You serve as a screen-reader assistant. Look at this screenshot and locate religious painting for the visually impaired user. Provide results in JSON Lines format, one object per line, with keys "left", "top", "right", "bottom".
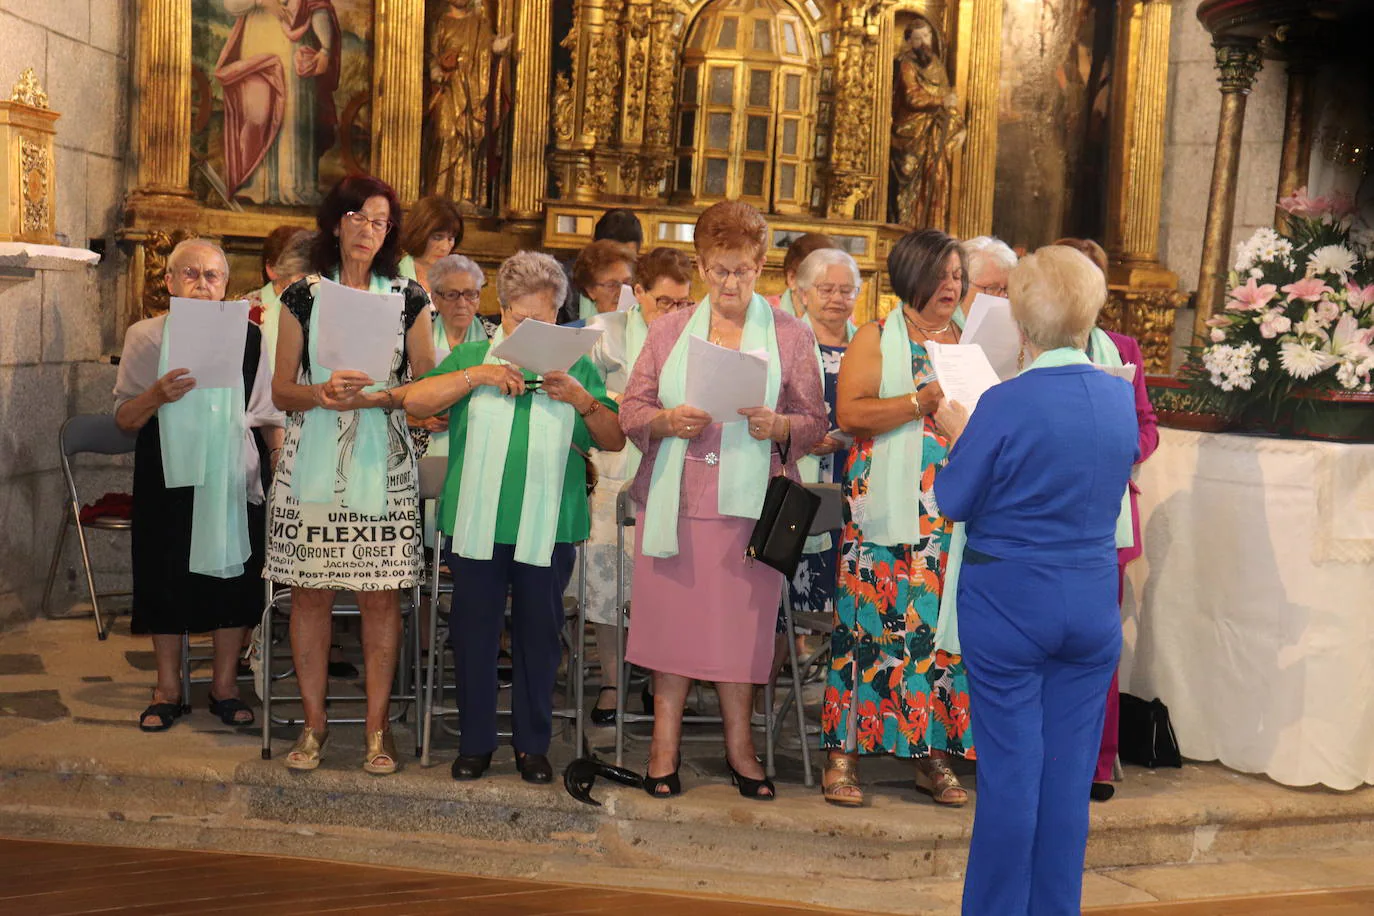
{"left": 189, "top": 0, "right": 375, "bottom": 211}
{"left": 887, "top": 12, "right": 965, "bottom": 230}
{"left": 422, "top": 0, "right": 514, "bottom": 215}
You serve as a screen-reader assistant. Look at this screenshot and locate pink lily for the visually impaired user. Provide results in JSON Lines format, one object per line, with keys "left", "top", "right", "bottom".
{"left": 1347, "top": 282, "right": 1374, "bottom": 309}
{"left": 1278, "top": 187, "right": 1321, "bottom": 219}
{"left": 1282, "top": 277, "right": 1334, "bottom": 303}
{"left": 1226, "top": 276, "right": 1278, "bottom": 311}
{"left": 1205, "top": 314, "right": 1232, "bottom": 328}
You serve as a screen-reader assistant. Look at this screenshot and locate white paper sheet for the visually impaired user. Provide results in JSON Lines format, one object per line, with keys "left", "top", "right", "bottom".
{"left": 684, "top": 335, "right": 768, "bottom": 424}
{"left": 164, "top": 297, "right": 250, "bottom": 389}
{"left": 315, "top": 277, "right": 405, "bottom": 382}
{"left": 1095, "top": 362, "right": 1138, "bottom": 383}
{"left": 925, "top": 341, "right": 1002, "bottom": 413}
{"left": 616, "top": 283, "right": 638, "bottom": 312}
{"left": 490, "top": 319, "right": 604, "bottom": 375}
{"left": 960, "top": 293, "right": 1020, "bottom": 380}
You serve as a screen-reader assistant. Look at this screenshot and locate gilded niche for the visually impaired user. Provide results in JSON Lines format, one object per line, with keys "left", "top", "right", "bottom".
{"left": 889, "top": 13, "right": 964, "bottom": 229}
{"left": 20, "top": 136, "right": 49, "bottom": 236}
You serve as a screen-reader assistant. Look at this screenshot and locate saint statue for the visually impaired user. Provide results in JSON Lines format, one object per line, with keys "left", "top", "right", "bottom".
{"left": 215, "top": 0, "right": 342, "bottom": 206}
{"left": 424, "top": 0, "right": 513, "bottom": 208}
{"left": 889, "top": 18, "right": 965, "bottom": 229}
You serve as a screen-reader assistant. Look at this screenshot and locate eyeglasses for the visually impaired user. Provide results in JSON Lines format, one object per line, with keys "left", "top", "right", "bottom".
{"left": 705, "top": 265, "right": 759, "bottom": 285}
{"left": 654, "top": 296, "right": 695, "bottom": 311}
{"left": 590, "top": 279, "right": 632, "bottom": 293}
{"left": 971, "top": 281, "right": 1007, "bottom": 297}
{"left": 178, "top": 266, "right": 226, "bottom": 285}
{"left": 343, "top": 210, "right": 394, "bottom": 234}
{"left": 813, "top": 284, "right": 858, "bottom": 301}
{"left": 433, "top": 288, "right": 481, "bottom": 303}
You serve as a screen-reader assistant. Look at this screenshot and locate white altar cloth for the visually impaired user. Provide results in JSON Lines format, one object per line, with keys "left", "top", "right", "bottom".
{"left": 1121, "top": 428, "right": 1374, "bottom": 790}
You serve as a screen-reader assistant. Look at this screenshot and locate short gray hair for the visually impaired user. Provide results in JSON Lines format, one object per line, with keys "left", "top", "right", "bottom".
{"left": 795, "top": 248, "right": 861, "bottom": 293}
{"left": 1009, "top": 245, "right": 1106, "bottom": 351}
{"left": 429, "top": 254, "right": 485, "bottom": 292}
{"left": 166, "top": 238, "right": 228, "bottom": 275}
{"left": 274, "top": 231, "right": 314, "bottom": 284}
{"left": 962, "top": 235, "right": 1017, "bottom": 277}
{"left": 496, "top": 250, "right": 567, "bottom": 308}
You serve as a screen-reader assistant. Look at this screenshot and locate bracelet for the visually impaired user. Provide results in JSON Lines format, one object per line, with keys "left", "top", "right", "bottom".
{"left": 578, "top": 399, "right": 601, "bottom": 418}
{"left": 463, "top": 368, "right": 474, "bottom": 390}
{"left": 910, "top": 393, "right": 922, "bottom": 419}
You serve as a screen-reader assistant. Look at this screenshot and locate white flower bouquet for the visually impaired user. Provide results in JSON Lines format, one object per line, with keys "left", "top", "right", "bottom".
{"left": 1189, "top": 188, "right": 1374, "bottom": 431}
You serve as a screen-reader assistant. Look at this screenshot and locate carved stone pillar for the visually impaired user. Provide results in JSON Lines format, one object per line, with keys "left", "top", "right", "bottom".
{"left": 1275, "top": 50, "right": 1317, "bottom": 225}
{"left": 951, "top": 0, "right": 1003, "bottom": 239}
{"left": 508, "top": 0, "right": 555, "bottom": 219}
{"left": 131, "top": 0, "right": 192, "bottom": 201}
{"left": 1194, "top": 37, "right": 1263, "bottom": 340}
{"left": 369, "top": 0, "right": 424, "bottom": 204}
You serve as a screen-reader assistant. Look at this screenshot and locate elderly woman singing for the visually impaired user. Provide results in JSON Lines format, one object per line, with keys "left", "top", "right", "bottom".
{"left": 620, "top": 200, "right": 827, "bottom": 801}
{"left": 405, "top": 251, "right": 625, "bottom": 785}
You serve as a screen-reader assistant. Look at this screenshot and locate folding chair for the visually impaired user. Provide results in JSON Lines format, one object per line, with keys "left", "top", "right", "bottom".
{"left": 764, "top": 482, "right": 844, "bottom": 788}
{"left": 419, "top": 457, "right": 589, "bottom": 766}
{"left": 41, "top": 414, "right": 137, "bottom": 640}
{"left": 258, "top": 497, "right": 425, "bottom": 760}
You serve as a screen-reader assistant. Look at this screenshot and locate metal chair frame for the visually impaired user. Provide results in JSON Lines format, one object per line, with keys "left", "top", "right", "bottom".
{"left": 40, "top": 415, "right": 137, "bottom": 640}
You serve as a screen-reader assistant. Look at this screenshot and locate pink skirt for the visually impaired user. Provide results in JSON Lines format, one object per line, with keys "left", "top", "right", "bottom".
{"left": 626, "top": 513, "right": 782, "bottom": 684}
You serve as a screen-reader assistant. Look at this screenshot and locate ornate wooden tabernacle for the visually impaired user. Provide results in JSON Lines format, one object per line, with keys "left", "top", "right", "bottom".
{"left": 0, "top": 69, "right": 60, "bottom": 246}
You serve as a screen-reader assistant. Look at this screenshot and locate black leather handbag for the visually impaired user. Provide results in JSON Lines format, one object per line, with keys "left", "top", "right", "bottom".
{"left": 1118, "top": 693, "right": 1183, "bottom": 769}
{"left": 745, "top": 441, "right": 820, "bottom": 578}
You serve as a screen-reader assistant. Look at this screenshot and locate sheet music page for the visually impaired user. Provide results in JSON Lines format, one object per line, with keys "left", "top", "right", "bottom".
{"left": 164, "top": 297, "right": 250, "bottom": 389}
{"left": 1094, "top": 363, "right": 1138, "bottom": 383}
{"left": 925, "top": 341, "right": 1003, "bottom": 413}
{"left": 684, "top": 335, "right": 769, "bottom": 423}
{"left": 315, "top": 277, "right": 405, "bottom": 382}
{"left": 960, "top": 293, "right": 1020, "bottom": 381}
{"left": 490, "top": 319, "right": 604, "bottom": 375}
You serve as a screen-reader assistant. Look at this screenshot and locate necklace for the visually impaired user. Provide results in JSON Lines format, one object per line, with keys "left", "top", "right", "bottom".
{"left": 903, "top": 308, "right": 951, "bottom": 337}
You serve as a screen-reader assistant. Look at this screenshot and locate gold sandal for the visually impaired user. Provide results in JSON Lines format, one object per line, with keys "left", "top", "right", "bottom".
{"left": 363, "top": 728, "right": 399, "bottom": 775}
{"left": 915, "top": 756, "right": 968, "bottom": 807}
{"left": 822, "top": 754, "right": 865, "bottom": 808}
{"left": 284, "top": 727, "right": 327, "bottom": 771}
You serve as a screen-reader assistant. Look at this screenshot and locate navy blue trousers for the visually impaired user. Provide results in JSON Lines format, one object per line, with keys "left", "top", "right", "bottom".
{"left": 444, "top": 542, "right": 576, "bottom": 757}
{"left": 959, "top": 551, "right": 1121, "bottom": 916}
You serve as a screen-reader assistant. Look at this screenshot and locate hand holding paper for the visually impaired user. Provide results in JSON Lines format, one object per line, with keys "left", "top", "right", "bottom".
{"left": 490, "top": 319, "right": 603, "bottom": 375}
{"left": 165, "top": 297, "right": 250, "bottom": 389}
{"left": 684, "top": 335, "right": 768, "bottom": 423}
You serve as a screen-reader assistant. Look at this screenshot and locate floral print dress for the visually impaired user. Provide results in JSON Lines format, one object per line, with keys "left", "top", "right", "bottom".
{"left": 821, "top": 342, "right": 975, "bottom": 759}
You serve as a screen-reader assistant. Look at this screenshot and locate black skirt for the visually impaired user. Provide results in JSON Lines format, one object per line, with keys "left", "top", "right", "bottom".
{"left": 129, "top": 327, "right": 270, "bottom": 636}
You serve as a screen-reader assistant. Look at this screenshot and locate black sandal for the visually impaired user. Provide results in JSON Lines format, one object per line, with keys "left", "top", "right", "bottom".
{"left": 726, "top": 758, "right": 776, "bottom": 801}
{"left": 208, "top": 695, "right": 255, "bottom": 728}
{"left": 138, "top": 702, "right": 183, "bottom": 733}
{"left": 643, "top": 754, "right": 682, "bottom": 798}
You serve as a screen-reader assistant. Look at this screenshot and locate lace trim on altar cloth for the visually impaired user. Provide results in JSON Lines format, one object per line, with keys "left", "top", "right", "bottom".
{"left": 1314, "top": 448, "right": 1374, "bottom": 564}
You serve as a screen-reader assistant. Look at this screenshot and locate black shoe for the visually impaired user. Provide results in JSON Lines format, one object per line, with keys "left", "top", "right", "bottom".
{"left": 590, "top": 686, "right": 617, "bottom": 726}
{"left": 643, "top": 755, "right": 682, "bottom": 798}
{"left": 451, "top": 752, "right": 492, "bottom": 781}
{"left": 726, "top": 758, "right": 776, "bottom": 801}
{"left": 1090, "top": 782, "right": 1116, "bottom": 802}
{"left": 327, "top": 649, "right": 358, "bottom": 679}
{"left": 516, "top": 752, "right": 553, "bottom": 784}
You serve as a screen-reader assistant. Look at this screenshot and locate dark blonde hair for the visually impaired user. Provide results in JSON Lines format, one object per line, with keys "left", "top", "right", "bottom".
{"left": 782, "top": 232, "right": 836, "bottom": 280}
{"left": 637, "top": 247, "right": 693, "bottom": 291}
{"left": 399, "top": 196, "right": 464, "bottom": 259}
{"left": 572, "top": 240, "right": 637, "bottom": 295}
{"left": 1052, "top": 237, "right": 1108, "bottom": 276}
{"left": 693, "top": 200, "right": 769, "bottom": 265}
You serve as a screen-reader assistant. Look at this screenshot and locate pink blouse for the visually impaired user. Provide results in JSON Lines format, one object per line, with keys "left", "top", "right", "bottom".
{"left": 619, "top": 305, "right": 828, "bottom": 518}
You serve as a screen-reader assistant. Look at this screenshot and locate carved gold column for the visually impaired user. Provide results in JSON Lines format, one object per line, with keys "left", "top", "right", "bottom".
{"left": 508, "top": 0, "right": 555, "bottom": 219}
{"left": 1194, "top": 37, "right": 1263, "bottom": 341}
{"left": 951, "top": 0, "right": 1003, "bottom": 239}
{"left": 637, "top": 3, "right": 679, "bottom": 201}
{"left": 825, "top": 6, "right": 878, "bottom": 220}
{"left": 1275, "top": 50, "right": 1316, "bottom": 225}
{"left": 616, "top": 0, "right": 654, "bottom": 195}
{"left": 131, "top": 0, "right": 192, "bottom": 200}
{"left": 551, "top": 0, "right": 624, "bottom": 202}
{"left": 370, "top": 0, "right": 424, "bottom": 204}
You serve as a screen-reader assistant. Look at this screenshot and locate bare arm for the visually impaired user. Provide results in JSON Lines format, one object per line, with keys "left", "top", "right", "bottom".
{"left": 835, "top": 323, "right": 940, "bottom": 439}
{"left": 404, "top": 363, "right": 525, "bottom": 418}
{"left": 115, "top": 370, "right": 194, "bottom": 433}
{"left": 271, "top": 308, "right": 322, "bottom": 412}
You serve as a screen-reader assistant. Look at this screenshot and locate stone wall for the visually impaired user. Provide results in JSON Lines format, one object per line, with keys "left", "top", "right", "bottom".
{"left": 0, "top": 1, "right": 133, "bottom": 625}
{"left": 1159, "top": 0, "right": 1287, "bottom": 292}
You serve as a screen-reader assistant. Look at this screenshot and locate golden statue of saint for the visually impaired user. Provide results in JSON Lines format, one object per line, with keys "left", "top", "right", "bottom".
{"left": 889, "top": 18, "right": 965, "bottom": 229}
{"left": 424, "top": 0, "right": 512, "bottom": 207}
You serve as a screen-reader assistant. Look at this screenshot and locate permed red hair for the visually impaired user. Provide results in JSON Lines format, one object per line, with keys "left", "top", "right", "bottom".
{"left": 693, "top": 200, "right": 768, "bottom": 265}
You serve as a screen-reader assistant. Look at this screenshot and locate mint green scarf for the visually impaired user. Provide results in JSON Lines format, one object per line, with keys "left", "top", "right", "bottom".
{"left": 1089, "top": 327, "right": 1135, "bottom": 550}
{"left": 864, "top": 307, "right": 926, "bottom": 546}
{"left": 427, "top": 313, "right": 488, "bottom": 461}
{"left": 258, "top": 282, "right": 282, "bottom": 371}
{"left": 779, "top": 288, "right": 800, "bottom": 316}
{"left": 641, "top": 293, "right": 781, "bottom": 559}
{"left": 621, "top": 305, "right": 650, "bottom": 479}
{"left": 797, "top": 313, "right": 856, "bottom": 554}
{"left": 292, "top": 272, "right": 401, "bottom": 518}
{"left": 157, "top": 317, "right": 251, "bottom": 578}
{"left": 451, "top": 327, "right": 577, "bottom": 567}
{"left": 952, "top": 305, "right": 967, "bottom": 330}
{"left": 579, "top": 293, "right": 597, "bottom": 322}
{"left": 397, "top": 254, "right": 416, "bottom": 282}
{"left": 936, "top": 345, "right": 1127, "bottom": 655}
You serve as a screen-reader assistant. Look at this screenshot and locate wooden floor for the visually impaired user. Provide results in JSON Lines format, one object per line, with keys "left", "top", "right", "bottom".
{"left": 2, "top": 838, "right": 1371, "bottom": 915}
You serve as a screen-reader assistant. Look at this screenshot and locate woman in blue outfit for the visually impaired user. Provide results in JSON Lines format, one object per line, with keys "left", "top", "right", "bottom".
{"left": 932, "top": 245, "right": 1138, "bottom": 916}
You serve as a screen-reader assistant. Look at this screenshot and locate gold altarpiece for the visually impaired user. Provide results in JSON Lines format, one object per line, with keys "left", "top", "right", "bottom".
{"left": 119, "top": 0, "right": 1184, "bottom": 370}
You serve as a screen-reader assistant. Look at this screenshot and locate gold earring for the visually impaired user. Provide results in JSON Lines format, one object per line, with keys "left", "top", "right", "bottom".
{"left": 1017, "top": 344, "right": 1025, "bottom": 372}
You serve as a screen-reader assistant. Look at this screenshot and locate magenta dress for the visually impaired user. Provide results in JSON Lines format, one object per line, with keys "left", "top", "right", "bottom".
{"left": 620, "top": 306, "right": 828, "bottom": 683}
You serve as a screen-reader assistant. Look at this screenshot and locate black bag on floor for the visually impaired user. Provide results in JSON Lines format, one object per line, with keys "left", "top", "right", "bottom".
{"left": 1118, "top": 693, "right": 1183, "bottom": 768}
